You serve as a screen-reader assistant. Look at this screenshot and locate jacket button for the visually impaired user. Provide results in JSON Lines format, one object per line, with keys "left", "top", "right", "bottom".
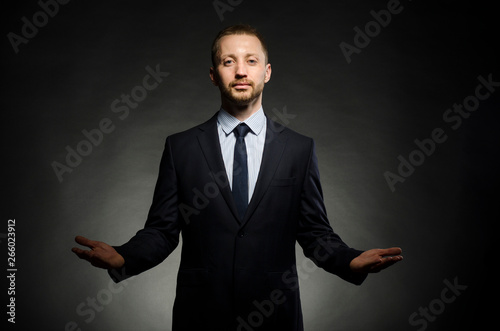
{"left": 238, "top": 231, "right": 245, "bottom": 238}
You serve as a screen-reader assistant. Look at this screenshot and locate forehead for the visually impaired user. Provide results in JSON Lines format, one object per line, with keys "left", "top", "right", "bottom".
{"left": 218, "top": 34, "right": 265, "bottom": 57}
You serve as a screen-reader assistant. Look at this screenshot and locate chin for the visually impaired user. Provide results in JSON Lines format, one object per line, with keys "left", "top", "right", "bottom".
{"left": 228, "top": 91, "right": 254, "bottom": 104}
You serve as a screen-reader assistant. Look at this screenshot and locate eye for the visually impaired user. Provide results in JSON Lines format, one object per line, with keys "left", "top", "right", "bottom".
{"left": 223, "top": 59, "right": 234, "bottom": 66}
{"left": 248, "top": 59, "right": 258, "bottom": 64}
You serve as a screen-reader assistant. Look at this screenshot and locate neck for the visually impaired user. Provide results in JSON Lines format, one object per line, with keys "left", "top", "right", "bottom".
{"left": 221, "top": 96, "right": 262, "bottom": 121}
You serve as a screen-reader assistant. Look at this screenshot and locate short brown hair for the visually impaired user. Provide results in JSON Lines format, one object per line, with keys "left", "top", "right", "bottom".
{"left": 211, "top": 24, "right": 268, "bottom": 67}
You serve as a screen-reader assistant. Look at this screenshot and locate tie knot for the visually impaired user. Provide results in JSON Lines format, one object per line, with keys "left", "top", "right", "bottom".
{"left": 234, "top": 123, "right": 251, "bottom": 138}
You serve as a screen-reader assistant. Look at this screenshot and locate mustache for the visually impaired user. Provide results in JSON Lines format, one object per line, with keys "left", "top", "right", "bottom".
{"left": 231, "top": 80, "right": 254, "bottom": 87}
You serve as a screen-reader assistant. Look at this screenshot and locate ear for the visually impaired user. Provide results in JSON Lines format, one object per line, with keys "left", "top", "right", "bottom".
{"left": 209, "top": 67, "right": 219, "bottom": 86}
{"left": 264, "top": 63, "right": 272, "bottom": 83}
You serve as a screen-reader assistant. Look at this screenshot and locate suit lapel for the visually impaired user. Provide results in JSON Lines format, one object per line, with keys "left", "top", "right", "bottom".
{"left": 242, "top": 117, "right": 287, "bottom": 226}
{"left": 196, "top": 113, "right": 240, "bottom": 221}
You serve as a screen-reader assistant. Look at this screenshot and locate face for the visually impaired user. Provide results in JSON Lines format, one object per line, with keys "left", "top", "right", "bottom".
{"left": 210, "top": 34, "right": 271, "bottom": 107}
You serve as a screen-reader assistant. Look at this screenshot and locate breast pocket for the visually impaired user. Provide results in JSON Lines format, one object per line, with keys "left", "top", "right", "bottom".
{"left": 270, "top": 177, "right": 296, "bottom": 187}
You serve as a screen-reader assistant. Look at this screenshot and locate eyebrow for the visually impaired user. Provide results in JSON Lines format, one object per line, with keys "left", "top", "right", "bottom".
{"left": 220, "top": 53, "right": 260, "bottom": 60}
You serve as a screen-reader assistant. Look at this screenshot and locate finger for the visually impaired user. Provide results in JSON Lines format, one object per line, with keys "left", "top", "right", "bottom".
{"left": 74, "top": 235, "right": 98, "bottom": 249}
{"left": 378, "top": 247, "right": 402, "bottom": 257}
{"left": 71, "top": 247, "right": 93, "bottom": 261}
{"left": 371, "top": 255, "right": 403, "bottom": 272}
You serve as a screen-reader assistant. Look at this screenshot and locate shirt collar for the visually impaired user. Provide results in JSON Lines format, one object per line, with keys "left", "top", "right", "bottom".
{"left": 218, "top": 107, "right": 266, "bottom": 136}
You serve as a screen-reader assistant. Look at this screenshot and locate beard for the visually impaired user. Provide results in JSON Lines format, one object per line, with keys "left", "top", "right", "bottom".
{"left": 219, "top": 79, "right": 265, "bottom": 106}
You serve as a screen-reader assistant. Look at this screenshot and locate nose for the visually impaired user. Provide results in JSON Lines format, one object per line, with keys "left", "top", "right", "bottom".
{"left": 235, "top": 63, "right": 247, "bottom": 78}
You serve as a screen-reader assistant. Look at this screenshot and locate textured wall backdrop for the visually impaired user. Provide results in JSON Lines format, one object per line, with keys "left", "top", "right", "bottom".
{"left": 2, "top": 0, "right": 498, "bottom": 330}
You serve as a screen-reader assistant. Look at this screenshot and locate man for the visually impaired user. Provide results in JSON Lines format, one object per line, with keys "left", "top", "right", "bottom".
{"left": 72, "top": 24, "right": 403, "bottom": 330}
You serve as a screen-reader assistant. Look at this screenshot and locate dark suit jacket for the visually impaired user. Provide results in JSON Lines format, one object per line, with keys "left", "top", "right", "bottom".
{"left": 109, "top": 112, "right": 367, "bottom": 330}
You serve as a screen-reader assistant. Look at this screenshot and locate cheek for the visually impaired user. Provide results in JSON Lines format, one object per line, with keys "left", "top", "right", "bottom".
{"left": 217, "top": 69, "right": 235, "bottom": 84}
{"left": 254, "top": 71, "right": 267, "bottom": 85}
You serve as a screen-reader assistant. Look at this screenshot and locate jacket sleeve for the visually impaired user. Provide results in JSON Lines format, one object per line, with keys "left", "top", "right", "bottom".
{"left": 296, "top": 139, "right": 367, "bottom": 285}
{"left": 109, "top": 136, "right": 181, "bottom": 282}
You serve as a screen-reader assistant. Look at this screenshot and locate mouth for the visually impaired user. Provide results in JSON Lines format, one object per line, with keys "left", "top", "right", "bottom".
{"left": 232, "top": 81, "right": 252, "bottom": 89}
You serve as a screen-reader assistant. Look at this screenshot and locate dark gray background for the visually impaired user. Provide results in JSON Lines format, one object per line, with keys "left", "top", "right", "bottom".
{"left": 2, "top": 0, "right": 498, "bottom": 330}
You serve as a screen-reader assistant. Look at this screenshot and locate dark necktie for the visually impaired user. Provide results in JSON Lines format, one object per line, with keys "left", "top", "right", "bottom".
{"left": 232, "top": 123, "right": 251, "bottom": 220}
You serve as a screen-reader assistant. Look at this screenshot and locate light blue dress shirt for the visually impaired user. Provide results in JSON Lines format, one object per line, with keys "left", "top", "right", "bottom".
{"left": 217, "top": 107, "right": 267, "bottom": 203}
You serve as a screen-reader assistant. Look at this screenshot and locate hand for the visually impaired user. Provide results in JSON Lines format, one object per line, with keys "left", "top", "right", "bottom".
{"left": 71, "top": 236, "right": 125, "bottom": 269}
{"left": 350, "top": 247, "right": 403, "bottom": 273}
